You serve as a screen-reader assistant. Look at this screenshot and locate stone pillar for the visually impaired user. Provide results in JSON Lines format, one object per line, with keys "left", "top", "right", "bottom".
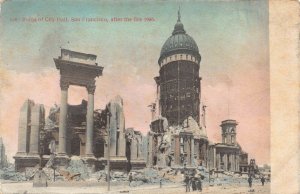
{"left": 216, "top": 152, "right": 220, "bottom": 169}
{"left": 229, "top": 154, "right": 232, "bottom": 171}
{"left": 117, "top": 107, "right": 126, "bottom": 157}
{"left": 131, "top": 138, "right": 137, "bottom": 160}
{"left": 104, "top": 136, "right": 108, "bottom": 158}
{"left": 194, "top": 140, "right": 199, "bottom": 162}
{"left": 224, "top": 154, "right": 227, "bottom": 171}
{"left": 118, "top": 133, "right": 126, "bottom": 157}
{"left": 85, "top": 84, "right": 95, "bottom": 157}
{"left": 147, "top": 133, "right": 153, "bottom": 167}
{"left": 191, "top": 137, "right": 194, "bottom": 166}
{"left": 29, "top": 105, "right": 44, "bottom": 155}
{"left": 17, "top": 100, "right": 33, "bottom": 155}
{"left": 213, "top": 148, "right": 216, "bottom": 169}
{"left": 174, "top": 135, "right": 180, "bottom": 165}
{"left": 232, "top": 154, "right": 235, "bottom": 171}
{"left": 236, "top": 154, "right": 239, "bottom": 171}
{"left": 109, "top": 106, "right": 117, "bottom": 157}
{"left": 58, "top": 82, "right": 69, "bottom": 156}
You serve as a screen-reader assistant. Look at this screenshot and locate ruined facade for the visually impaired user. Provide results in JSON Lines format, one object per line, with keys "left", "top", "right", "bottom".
{"left": 125, "top": 128, "right": 147, "bottom": 170}
{"left": 14, "top": 49, "right": 146, "bottom": 172}
{"left": 14, "top": 100, "right": 45, "bottom": 169}
{"left": 14, "top": 12, "right": 253, "bottom": 174}
{"left": 147, "top": 11, "right": 250, "bottom": 173}
{"left": 207, "top": 120, "right": 248, "bottom": 173}
{"left": 148, "top": 11, "right": 209, "bottom": 169}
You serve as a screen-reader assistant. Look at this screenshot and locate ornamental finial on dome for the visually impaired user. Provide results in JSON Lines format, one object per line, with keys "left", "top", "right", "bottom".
{"left": 173, "top": 7, "right": 185, "bottom": 35}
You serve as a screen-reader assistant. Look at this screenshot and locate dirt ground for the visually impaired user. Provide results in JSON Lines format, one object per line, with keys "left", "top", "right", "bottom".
{"left": 0, "top": 182, "right": 270, "bottom": 194}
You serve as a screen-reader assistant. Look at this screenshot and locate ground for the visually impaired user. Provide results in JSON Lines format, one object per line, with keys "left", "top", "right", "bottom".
{"left": 0, "top": 182, "right": 270, "bottom": 194}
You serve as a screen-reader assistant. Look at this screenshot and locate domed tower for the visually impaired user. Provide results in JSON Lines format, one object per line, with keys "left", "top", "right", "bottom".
{"left": 221, "top": 120, "right": 238, "bottom": 145}
{"left": 155, "top": 10, "right": 201, "bottom": 126}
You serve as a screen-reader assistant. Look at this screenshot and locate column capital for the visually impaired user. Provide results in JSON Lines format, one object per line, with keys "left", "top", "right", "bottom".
{"left": 60, "top": 80, "right": 69, "bottom": 91}
{"left": 87, "top": 84, "right": 96, "bottom": 94}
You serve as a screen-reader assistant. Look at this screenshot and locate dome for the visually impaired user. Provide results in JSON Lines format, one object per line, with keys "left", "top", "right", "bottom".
{"left": 159, "top": 11, "right": 200, "bottom": 64}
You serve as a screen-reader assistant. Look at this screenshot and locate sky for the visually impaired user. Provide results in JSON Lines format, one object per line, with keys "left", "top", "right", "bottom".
{"left": 0, "top": 0, "right": 269, "bottom": 165}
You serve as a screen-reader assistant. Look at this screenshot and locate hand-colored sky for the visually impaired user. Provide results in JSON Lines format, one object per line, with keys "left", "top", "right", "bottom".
{"left": 0, "top": 0, "right": 269, "bottom": 165}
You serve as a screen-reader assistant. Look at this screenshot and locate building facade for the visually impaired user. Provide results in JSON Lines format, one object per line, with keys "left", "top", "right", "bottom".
{"left": 14, "top": 49, "right": 146, "bottom": 172}
{"left": 155, "top": 10, "right": 201, "bottom": 127}
{"left": 208, "top": 120, "right": 248, "bottom": 173}
{"left": 148, "top": 11, "right": 209, "bottom": 169}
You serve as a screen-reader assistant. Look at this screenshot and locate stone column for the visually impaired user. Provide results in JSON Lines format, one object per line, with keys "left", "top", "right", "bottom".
{"left": 216, "top": 152, "right": 220, "bottom": 169}
{"left": 174, "top": 135, "right": 180, "bottom": 165}
{"left": 194, "top": 140, "right": 199, "bottom": 161}
{"left": 117, "top": 107, "right": 126, "bottom": 157}
{"left": 29, "top": 105, "right": 43, "bottom": 155}
{"left": 213, "top": 148, "right": 216, "bottom": 169}
{"left": 17, "top": 100, "right": 32, "bottom": 155}
{"left": 191, "top": 137, "right": 194, "bottom": 166}
{"left": 58, "top": 81, "right": 69, "bottom": 156}
{"left": 109, "top": 104, "right": 117, "bottom": 157}
{"left": 131, "top": 138, "right": 137, "bottom": 160}
{"left": 104, "top": 136, "right": 108, "bottom": 158}
{"left": 224, "top": 154, "right": 227, "bottom": 171}
{"left": 147, "top": 133, "right": 153, "bottom": 167}
{"left": 233, "top": 154, "right": 235, "bottom": 171}
{"left": 85, "top": 84, "right": 95, "bottom": 157}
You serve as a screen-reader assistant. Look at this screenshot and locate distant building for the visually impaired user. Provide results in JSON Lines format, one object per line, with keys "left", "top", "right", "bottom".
{"left": 0, "top": 137, "right": 8, "bottom": 168}
{"left": 207, "top": 120, "right": 244, "bottom": 172}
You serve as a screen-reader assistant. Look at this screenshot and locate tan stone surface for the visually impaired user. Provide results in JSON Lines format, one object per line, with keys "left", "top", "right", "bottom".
{"left": 269, "top": 0, "right": 300, "bottom": 194}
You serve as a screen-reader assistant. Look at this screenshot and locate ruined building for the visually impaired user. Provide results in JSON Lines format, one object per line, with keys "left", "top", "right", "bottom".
{"left": 14, "top": 49, "right": 146, "bottom": 171}
{"left": 147, "top": 11, "right": 209, "bottom": 169}
{"left": 14, "top": 12, "right": 252, "bottom": 174}
{"left": 207, "top": 120, "right": 242, "bottom": 172}
{"left": 147, "top": 11, "right": 250, "bottom": 172}
{"left": 0, "top": 137, "right": 8, "bottom": 168}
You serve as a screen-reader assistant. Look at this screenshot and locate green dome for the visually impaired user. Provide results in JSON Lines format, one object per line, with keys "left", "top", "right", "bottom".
{"left": 159, "top": 13, "right": 200, "bottom": 64}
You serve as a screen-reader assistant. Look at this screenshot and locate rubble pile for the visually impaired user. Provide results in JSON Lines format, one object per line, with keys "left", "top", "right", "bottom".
{"left": 128, "top": 168, "right": 173, "bottom": 187}
{"left": 0, "top": 163, "right": 26, "bottom": 181}
{"left": 66, "top": 156, "right": 89, "bottom": 180}
{"left": 110, "top": 171, "right": 128, "bottom": 182}
{"left": 90, "top": 170, "right": 106, "bottom": 181}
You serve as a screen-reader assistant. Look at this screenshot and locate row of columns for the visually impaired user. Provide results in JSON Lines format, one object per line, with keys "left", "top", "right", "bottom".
{"left": 216, "top": 152, "right": 239, "bottom": 171}
{"left": 58, "top": 81, "right": 95, "bottom": 158}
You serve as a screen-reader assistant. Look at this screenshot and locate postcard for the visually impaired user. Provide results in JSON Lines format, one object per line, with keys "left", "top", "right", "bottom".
{"left": 0, "top": 0, "right": 298, "bottom": 193}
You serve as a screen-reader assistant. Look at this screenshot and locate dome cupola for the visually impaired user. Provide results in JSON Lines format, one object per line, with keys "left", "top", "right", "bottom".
{"left": 158, "top": 9, "right": 201, "bottom": 66}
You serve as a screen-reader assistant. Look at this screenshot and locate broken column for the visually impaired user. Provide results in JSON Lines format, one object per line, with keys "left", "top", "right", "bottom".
{"left": 14, "top": 99, "right": 45, "bottom": 171}
{"left": 16, "top": 99, "right": 34, "bottom": 155}
{"left": 29, "top": 104, "right": 45, "bottom": 155}
{"left": 126, "top": 128, "right": 146, "bottom": 170}
{"left": 107, "top": 96, "right": 127, "bottom": 170}
{"left": 130, "top": 137, "right": 138, "bottom": 160}
{"left": 147, "top": 132, "right": 153, "bottom": 167}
